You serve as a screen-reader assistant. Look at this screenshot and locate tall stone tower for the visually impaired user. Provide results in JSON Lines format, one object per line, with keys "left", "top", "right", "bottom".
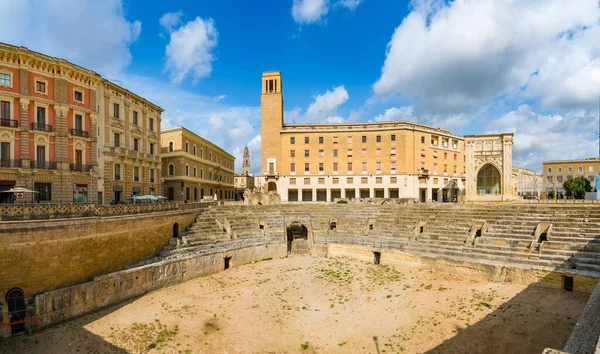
{"left": 242, "top": 146, "right": 251, "bottom": 175}
{"left": 261, "top": 71, "right": 283, "bottom": 175}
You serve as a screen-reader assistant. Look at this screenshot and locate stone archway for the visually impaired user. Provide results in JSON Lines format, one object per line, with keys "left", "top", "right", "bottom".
{"left": 286, "top": 222, "right": 308, "bottom": 254}
{"left": 477, "top": 164, "right": 502, "bottom": 195}
{"left": 6, "top": 287, "right": 26, "bottom": 333}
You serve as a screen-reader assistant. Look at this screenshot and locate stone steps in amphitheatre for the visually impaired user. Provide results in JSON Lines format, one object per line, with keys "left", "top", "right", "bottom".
{"left": 153, "top": 203, "right": 600, "bottom": 278}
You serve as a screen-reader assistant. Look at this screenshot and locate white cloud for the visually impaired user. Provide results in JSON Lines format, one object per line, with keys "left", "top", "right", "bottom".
{"left": 304, "top": 86, "right": 349, "bottom": 122}
{"left": 212, "top": 94, "right": 227, "bottom": 102}
{"left": 373, "top": 0, "right": 600, "bottom": 113}
{"left": 374, "top": 106, "right": 414, "bottom": 122}
{"left": 0, "top": 0, "right": 141, "bottom": 77}
{"left": 335, "top": 0, "right": 363, "bottom": 10}
{"left": 485, "top": 105, "right": 598, "bottom": 171}
{"left": 159, "top": 11, "right": 183, "bottom": 34}
{"left": 164, "top": 16, "right": 218, "bottom": 84}
{"left": 292, "top": 0, "right": 330, "bottom": 24}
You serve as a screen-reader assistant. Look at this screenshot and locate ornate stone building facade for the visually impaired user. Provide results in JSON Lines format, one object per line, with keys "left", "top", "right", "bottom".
{"left": 99, "top": 80, "right": 163, "bottom": 203}
{"left": 464, "top": 133, "right": 516, "bottom": 202}
{"left": 161, "top": 127, "right": 234, "bottom": 201}
{"left": 0, "top": 43, "right": 101, "bottom": 203}
{"left": 260, "top": 71, "right": 467, "bottom": 202}
{"left": 512, "top": 167, "right": 542, "bottom": 199}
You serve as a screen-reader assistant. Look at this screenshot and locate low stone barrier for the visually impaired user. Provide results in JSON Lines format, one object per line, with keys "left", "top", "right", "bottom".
{"left": 32, "top": 242, "right": 287, "bottom": 329}
{"left": 0, "top": 201, "right": 217, "bottom": 220}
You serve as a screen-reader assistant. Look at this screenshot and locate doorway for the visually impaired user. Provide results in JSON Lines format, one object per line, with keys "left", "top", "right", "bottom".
{"left": 6, "top": 288, "right": 26, "bottom": 333}
{"left": 287, "top": 222, "right": 309, "bottom": 254}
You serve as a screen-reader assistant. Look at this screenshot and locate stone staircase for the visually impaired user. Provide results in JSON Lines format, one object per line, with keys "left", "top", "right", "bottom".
{"left": 148, "top": 203, "right": 600, "bottom": 279}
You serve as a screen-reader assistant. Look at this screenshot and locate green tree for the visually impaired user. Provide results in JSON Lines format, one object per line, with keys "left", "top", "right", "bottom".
{"left": 547, "top": 190, "right": 555, "bottom": 199}
{"left": 563, "top": 177, "right": 592, "bottom": 199}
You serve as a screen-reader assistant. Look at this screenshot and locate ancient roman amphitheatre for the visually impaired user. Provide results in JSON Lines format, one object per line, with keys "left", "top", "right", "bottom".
{"left": 1, "top": 202, "right": 600, "bottom": 353}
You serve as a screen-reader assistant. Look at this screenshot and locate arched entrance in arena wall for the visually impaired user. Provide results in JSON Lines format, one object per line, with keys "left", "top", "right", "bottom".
{"left": 286, "top": 222, "right": 308, "bottom": 254}
{"left": 477, "top": 164, "right": 502, "bottom": 195}
{"left": 267, "top": 182, "right": 277, "bottom": 193}
{"left": 6, "top": 287, "right": 26, "bottom": 333}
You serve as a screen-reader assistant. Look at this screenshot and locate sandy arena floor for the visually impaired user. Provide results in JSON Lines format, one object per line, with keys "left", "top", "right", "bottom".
{"left": 0, "top": 255, "right": 589, "bottom": 354}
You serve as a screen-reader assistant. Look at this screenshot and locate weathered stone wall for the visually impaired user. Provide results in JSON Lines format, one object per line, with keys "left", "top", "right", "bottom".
{"left": 34, "top": 243, "right": 287, "bottom": 328}
{"left": 0, "top": 210, "right": 201, "bottom": 299}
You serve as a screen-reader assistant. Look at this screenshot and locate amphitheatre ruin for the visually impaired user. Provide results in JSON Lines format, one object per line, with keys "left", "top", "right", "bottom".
{"left": 0, "top": 201, "right": 599, "bottom": 354}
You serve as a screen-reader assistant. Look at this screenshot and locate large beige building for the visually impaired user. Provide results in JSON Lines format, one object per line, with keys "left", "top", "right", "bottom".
{"left": 99, "top": 80, "right": 163, "bottom": 203}
{"left": 542, "top": 158, "right": 599, "bottom": 198}
{"left": 260, "top": 71, "right": 467, "bottom": 202}
{"left": 161, "top": 127, "right": 234, "bottom": 201}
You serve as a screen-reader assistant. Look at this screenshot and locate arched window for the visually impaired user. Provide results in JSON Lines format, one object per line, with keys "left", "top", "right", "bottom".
{"left": 168, "top": 141, "right": 174, "bottom": 152}
{"left": 209, "top": 152, "right": 212, "bottom": 161}
{"left": 193, "top": 167, "right": 197, "bottom": 177}
{"left": 193, "top": 145, "right": 197, "bottom": 156}
{"left": 185, "top": 142, "right": 189, "bottom": 153}
{"left": 169, "top": 164, "right": 174, "bottom": 176}
{"left": 200, "top": 168, "right": 204, "bottom": 178}
{"left": 6, "top": 287, "right": 25, "bottom": 333}
{"left": 200, "top": 148, "right": 203, "bottom": 159}
{"left": 185, "top": 164, "right": 189, "bottom": 176}
{"left": 209, "top": 171, "right": 213, "bottom": 180}
{"left": 477, "top": 164, "right": 501, "bottom": 195}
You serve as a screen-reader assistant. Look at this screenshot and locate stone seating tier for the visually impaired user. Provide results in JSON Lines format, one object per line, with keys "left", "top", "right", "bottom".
{"left": 157, "top": 203, "right": 600, "bottom": 278}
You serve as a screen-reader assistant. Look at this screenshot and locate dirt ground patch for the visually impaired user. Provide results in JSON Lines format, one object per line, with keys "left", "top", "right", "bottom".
{"left": 0, "top": 256, "right": 589, "bottom": 354}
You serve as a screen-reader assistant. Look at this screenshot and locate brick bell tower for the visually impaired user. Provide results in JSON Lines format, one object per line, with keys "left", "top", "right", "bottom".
{"left": 260, "top": 71, "right": 283, "bottom": 179}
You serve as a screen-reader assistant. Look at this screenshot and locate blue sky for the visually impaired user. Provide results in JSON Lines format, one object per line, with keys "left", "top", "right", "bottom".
{"left": 1, "top": 0, "right": 600, "bottom": 174}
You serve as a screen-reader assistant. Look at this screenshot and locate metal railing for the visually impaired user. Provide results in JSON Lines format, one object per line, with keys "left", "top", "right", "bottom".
{"left": 30, "top": 160, "right": 57, "bottom": 170}
{"left": 0, "top": 119, "right": 18, "bottom": 128}
{"left": 31, "top": 122, "right": 53, "bottom": 133}
{"left": 0, "top": 159, "right": 22, "bottom": 168}
{"left": 70, "top": 164, "right": 94, "bottom": 172}
{"left": 70, "top": 129, "right": 89, "bottom": 138}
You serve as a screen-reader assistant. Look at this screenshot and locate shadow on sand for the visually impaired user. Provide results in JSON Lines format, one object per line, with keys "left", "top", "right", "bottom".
{"left": 424, "top": 234, "right": 600, "bottom": 354}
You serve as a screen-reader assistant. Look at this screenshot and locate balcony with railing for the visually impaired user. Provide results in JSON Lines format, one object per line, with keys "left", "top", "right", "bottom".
{"left": 70, "top": 164, "right": 94, "bottom": 172}
{"left": 70, "top": 129, "right": 90, "bottom": 138}
{"left": 0, "top": 159, "right": 22, "bottom": 168}
{"left": 0, "top": 119, "right": 18, "bottom": 128}
{"left": 31, "top": 161, "right": 57, "bottom": 170}
{"left": 32, "top": 122, "right": 53, "bottom": 133}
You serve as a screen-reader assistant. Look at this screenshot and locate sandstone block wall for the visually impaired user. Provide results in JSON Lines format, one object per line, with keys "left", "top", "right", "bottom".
{"left": 0, "top": 210, "right": 200, "bottom": 299}
{"left": 34, "top": 243, "right": 287, "bottom": 328}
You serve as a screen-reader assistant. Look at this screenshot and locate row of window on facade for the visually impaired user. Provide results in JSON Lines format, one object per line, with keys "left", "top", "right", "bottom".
{"left": 288, "top": 134, "right": 459, "bottom": 149}
{"left": 288, "top": 176, "right": 446, "bottom": 186}
{"left": 0, "top": 73, "right": 84, "bottom": 102}
{"left": 0, "top": 100, "right": 88, "bottom": 134}
{"left": 167, "top": 141, "right": 233, "bottom": 169}
{"left": 289, "top": 161, "right": 464, "bottom": 174}
{"left": 114, "top": 164, "right": 157, "bottom": 183}
{"left": 112, "top": 102, "right": 155, "bottom": 131}
{"left": 113, "top": 132, "right": 157, "bottom": 154}
{"left": 289, "top": 148, "right": 464, "bottom": 162}
{"left": 547, "top": 166, "right": 594, "bottom": 174}
{"left": 166, "top": 163, "right": 232, "bottom": 183}
{"left": 166, "top": 186, "right": 232, "bottom": 201}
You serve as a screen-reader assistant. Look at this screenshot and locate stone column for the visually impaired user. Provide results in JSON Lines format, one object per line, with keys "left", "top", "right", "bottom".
{"left": 19, "top": 98, "right": 31, "bottom": 163}
{"left": 465, "top": 139, "right": 475, "bottom": 200}
{"left": 502, "top": 136, "right": 514, "bottom": 200}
